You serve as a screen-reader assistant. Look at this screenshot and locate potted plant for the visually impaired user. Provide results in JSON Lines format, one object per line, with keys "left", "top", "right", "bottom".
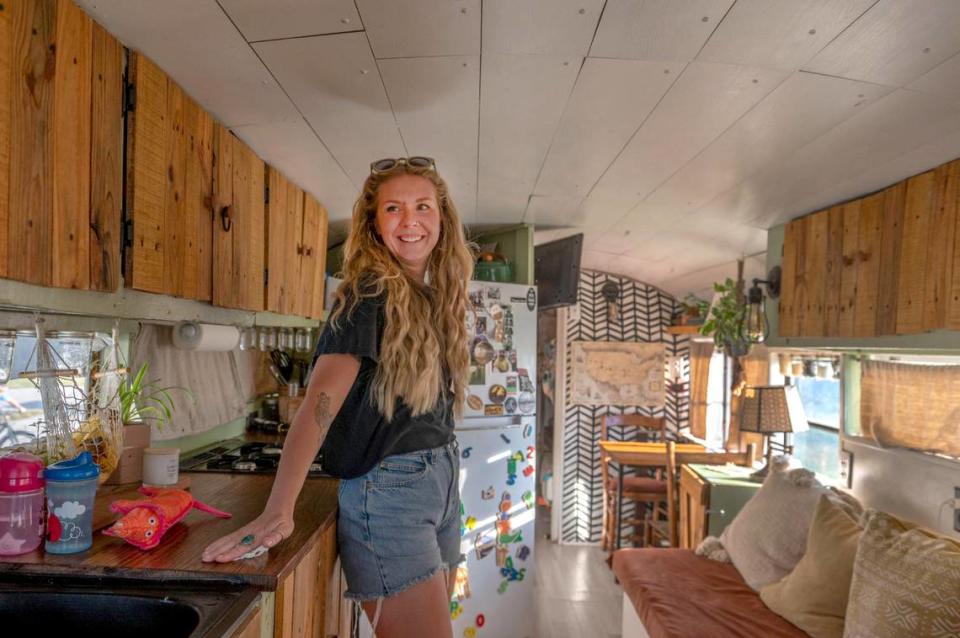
{"left": 699, "top": 278, "right": 750, "bottom": 357}
{"left": 119, "top": 362, "right": 192, "bottom": 430}
{"left": 681, "top": 293, "right": 710, "bottom": 325}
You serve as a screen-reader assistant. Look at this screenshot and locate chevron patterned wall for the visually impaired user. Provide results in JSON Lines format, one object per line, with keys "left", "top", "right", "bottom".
{"left": 559, "top": 269, "right": 690, "bottom": 544}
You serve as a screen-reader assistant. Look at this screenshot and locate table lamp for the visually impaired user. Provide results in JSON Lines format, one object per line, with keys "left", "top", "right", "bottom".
{"left": 738, "top": 385, "right": 808, "bottom": 482}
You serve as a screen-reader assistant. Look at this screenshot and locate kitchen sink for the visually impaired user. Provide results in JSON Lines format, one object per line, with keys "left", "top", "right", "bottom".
{"left": 0, "top": 573, "right": 259, "bottom": 637}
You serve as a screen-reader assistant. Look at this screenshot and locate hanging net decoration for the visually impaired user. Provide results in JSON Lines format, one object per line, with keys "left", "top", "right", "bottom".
{"left": 21, "top": 319, "right": 125, "bottom": 482}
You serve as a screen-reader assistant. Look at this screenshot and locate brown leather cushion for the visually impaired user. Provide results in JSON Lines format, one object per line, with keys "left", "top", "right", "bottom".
{"left": 612, "top": 549, "right": 807, "bottom": 638}
{"left": 622, "top": 476, "right": 667, "bottom": 494}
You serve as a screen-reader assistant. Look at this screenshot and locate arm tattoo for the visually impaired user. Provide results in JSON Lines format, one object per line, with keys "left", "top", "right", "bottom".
{"left": 314, "top": 392, "right": 333, "bottom": 439}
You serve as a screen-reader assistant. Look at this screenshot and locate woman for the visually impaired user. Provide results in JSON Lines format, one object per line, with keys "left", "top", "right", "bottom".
{"left": 202, "top": 157, "right": 474, "bottom": 638}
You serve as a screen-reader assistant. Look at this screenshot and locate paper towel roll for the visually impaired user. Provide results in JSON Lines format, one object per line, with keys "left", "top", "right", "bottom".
{"left": 172, "top": 322, "right": 240, "bottom": 351}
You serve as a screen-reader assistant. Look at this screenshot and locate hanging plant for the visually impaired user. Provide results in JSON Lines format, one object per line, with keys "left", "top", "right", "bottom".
{"left": 699, "top": 278, "right": 750, "bottom": 356}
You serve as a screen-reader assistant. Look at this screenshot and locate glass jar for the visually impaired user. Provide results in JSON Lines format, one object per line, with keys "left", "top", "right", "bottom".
{"left": 0, "top": 331, "right": 15, "bottom": 383}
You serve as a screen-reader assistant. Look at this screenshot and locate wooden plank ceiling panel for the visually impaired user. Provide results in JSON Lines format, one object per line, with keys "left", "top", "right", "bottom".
{"left": 804, "top": 0, "right": 960, "bottom": 88}
{"left": 9, "top": 0, "right": 57, "bottom": 286}
{"left": 534, "top": 58, "right": 684, "bottom": 200}
{"left": 126, "top": 53, "right": 167, "bottom": 294}
{"left": 357, "top": 0, "right": 480, "bottom": 58}
{"left": 590, "top": 61, "right": 788, "bottom": 206}
{"left": 716, "top": 89, "right": 957, "bottom": 230}
{"left": 644, "top": 72, "right": 892, "bottom": 216}
{"left": 0, "top": 1, "right": 11, "bottom": 279}
{"left": 89, "top": 22, "right": 123, "bottom": 292}
{"left": 379, "top": 56, "right": 480, "bottom": 223}
{"left": 908, "top": 52, "right": 960, "bottom": 102}
{"left": 924, "top": 160, "right": 959, "bottom": 331}
{"left": 255, "top": 32, "right": 405, "bottom": 186}
{"left": 482, "top": 0, "right": 604, "bottom": 56}
{"left": 477, "top": 53, "right": 579, "bottom": 224}
{"left": 219, "top": 0, "right": 361, "bottom": 43}
{"left": 74, "top": 0, "right": 298, "bottom": 128}
{"left": 231, "top": 119, "right": 356, "bottom": 223}
{"left": 698, "top": 0, "right": 874, "bottom": 71}
{"left": 590, "top": 0, "right": 733, "bottom": 61}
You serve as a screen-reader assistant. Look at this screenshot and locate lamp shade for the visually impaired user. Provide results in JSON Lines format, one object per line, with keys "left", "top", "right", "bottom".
{"left": 738, "top": 385, "right": 808, "bottom": 434}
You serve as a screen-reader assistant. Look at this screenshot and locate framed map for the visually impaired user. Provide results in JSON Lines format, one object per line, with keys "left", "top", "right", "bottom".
{"left": 569, "top": 341, "right": 664, "bottom": 407}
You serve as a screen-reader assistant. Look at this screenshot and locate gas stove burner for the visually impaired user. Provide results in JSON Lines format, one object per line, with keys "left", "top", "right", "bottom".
{"left": 180, "top": 436, "right": 331, "bottom": 478}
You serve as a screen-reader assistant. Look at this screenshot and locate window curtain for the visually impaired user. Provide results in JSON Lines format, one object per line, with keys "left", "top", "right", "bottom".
{"left": 725, "top": 345, "right": 769, "bottom": 452}
{"left": 130, "top": 323, "right": 259, "bottom": 441}
{"left": 688, "top": 341, "right": 713, "bottom": 439}
{"left": 860, "top": 359, "right": 960, "bottom": 458}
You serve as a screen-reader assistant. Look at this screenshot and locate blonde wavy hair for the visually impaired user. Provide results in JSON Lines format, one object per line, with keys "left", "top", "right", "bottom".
{"left": 330, "top": 163, "right": 475, "bottom": 421}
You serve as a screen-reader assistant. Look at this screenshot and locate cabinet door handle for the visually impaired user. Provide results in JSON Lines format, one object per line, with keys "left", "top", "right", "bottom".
{"left": 705, "top": 508, "right": 726, "bottom": 516}
{"left": 296, "top": 243, "right": 303, "bottom": 255}
{"left": 305, "top": 247, "right": 313, "bottom": 257}
{"left": 220, "top": 206, "right": 232, "bottom": 232}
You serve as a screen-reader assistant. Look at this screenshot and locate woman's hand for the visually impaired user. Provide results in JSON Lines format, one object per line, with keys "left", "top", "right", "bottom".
{"left": 201, "top": 510, "right": 294, "bottom": 563}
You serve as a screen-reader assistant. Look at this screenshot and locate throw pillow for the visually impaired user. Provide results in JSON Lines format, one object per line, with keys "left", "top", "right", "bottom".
{"left": 719, "top": 466, "right": 831, "bottom": 590}
{"left": 760, "top": 496, "right": 863, "bottom": 638}
{"left": 844, "top": 511, "right": 960, "bottom": 638}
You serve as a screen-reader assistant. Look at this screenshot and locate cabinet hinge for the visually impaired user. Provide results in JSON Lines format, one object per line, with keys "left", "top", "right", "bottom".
{"left": 124, "top": 82, "right": 137, "bottom": 113}
{"left": 123, "top": 218, "right": 135, "bottom": 247}
{"left": 264, "top": 186, "right": 270, "bottom": 205}
{"left": 264, "top": 268, "right": 269, "bottom": 287}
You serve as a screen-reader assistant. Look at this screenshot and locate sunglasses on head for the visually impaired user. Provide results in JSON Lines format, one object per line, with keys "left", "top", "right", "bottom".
{"left": 370, "top": 156, "right": 436, "bottom": 174}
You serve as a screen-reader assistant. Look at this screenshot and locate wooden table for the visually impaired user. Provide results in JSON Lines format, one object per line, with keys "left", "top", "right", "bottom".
{"left": 599, "top": 441, "right": 707, "bottom": 550}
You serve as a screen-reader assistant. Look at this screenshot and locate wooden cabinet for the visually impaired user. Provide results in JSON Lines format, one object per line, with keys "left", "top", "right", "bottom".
{"left": 779, "top": 158, "right": 960, "bottom": 338}
{"left": 0, "top": 0, "right": 122, "bottom": 291}
{"left": 265, "top": 169, "right": 327, "bottom": 319}
{"left": 213, "top": 124, "right": 266, "bottom": 311}
{"left": 126, "top": 52, "right": 215, "bottom": 300}
{"left": 678, "top": 464, "right": 759, "bottom": 550}
{"left": 274, "top": 521, "right": 343, "bottom": 638}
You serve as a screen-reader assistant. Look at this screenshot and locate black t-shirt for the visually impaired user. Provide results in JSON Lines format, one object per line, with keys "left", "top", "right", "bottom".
{"left": 312, "top": 291, "right": 454, "bottom": 479}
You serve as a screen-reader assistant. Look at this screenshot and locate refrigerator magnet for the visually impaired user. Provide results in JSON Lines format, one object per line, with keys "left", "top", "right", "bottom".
{"left": 476, "top": 614, "right": 485, "bottom": 628}
{"left": 518, "top": 392, "right": 535, "bottom": 414}
{"left": 523, "top": 465, "right": 535, "bottom": 477}
{"left": 461, "top": 446, "right": 472, "bottom": 459}
{"left": 522, "top": 423, "right": 533, "bottom": 438}
{"left": 469, "top": 366, "right": 485, "bottom": 385}
{"left": 506, "top": 375, "right": 517, "bottom": 392}
{"left": 500, "top": 432, "right": 512, "bottom": 444}
{"left": 488, "top": 384, "right": 507, "bottom": 404}
{"left": 504, "top": 397, "right": 517, "bottom": 414}
{"left": 467, "top": 394, "right": 483, "bottom": 410}
{"left": 481, "top": 486, "right": 495, "bottom": 500}
{"left": 464, "top": 627, "right": 477, "bottom": 638}
{"left": 485, "top": 404, "right": 504, "bottom": 416}
{"left": 485, "top": 286, "right": 501, "bottom": 300}
{"left": 516, "top": 545, "right": 531, "bottom": 561}
{"left": 522, "top": 490, "right": 534, "bottom": 509}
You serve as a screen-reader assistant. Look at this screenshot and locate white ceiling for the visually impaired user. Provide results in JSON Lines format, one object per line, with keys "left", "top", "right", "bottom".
{"left": 75, "top": 0, "right": 960, "bottom": 299}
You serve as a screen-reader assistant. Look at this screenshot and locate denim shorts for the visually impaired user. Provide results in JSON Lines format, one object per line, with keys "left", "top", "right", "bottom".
{"left": 337, "top": 439, "right": 462, "bottom": 601}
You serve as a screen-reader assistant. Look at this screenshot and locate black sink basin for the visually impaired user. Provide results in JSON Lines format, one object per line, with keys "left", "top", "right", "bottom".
{"left": 0, "top": 574, "right": 259, "bottom": 638}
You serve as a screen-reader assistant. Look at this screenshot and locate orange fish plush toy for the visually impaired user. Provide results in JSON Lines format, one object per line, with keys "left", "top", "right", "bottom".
{"left": 103, "top": 486, "right": 231, "bottom": 550}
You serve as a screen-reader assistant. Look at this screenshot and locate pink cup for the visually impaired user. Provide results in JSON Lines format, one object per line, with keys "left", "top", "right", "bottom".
{"left": 0, "top": 452, "right": 45, "bottom": 555}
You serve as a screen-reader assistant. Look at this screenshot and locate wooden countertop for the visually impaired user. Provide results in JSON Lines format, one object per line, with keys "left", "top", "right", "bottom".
{"left": 0, "top": 472, "right": 339, "bottom": 591}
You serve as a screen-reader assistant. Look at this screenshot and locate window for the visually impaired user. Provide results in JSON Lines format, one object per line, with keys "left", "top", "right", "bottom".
{"left": 703, "top": 351, "right": 729, "bottom": 450}
{"left": 770, "top": 354, "right": 842, "bottom": 480}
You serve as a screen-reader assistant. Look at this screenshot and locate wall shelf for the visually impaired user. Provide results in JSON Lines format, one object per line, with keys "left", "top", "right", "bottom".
{"left": 666, "top": 325, "right": 703, "bottom": 335}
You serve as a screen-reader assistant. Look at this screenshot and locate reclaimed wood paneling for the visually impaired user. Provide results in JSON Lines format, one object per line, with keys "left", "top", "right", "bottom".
{"left": 299, "top": 193, "right": 321, "bottom": 319}
{"left": 291, "top": 541, "right": 320, "bottom": 638}
{"left": 837, "top": 200, "right": 860, "bottom": 338}
{"left": 853, "top": 193, "right": 884, "bottom": 337}
{"left": 791, "top": 216, "right": 811, "bottom": 336}
{"left": 777, "top": 220, "right": 798, "bottom": 337}
{"left": 930, "top": 160, "right": 960, "bottom": 330}
{"left": 9, "top": 0, "right": 56, "bottom": 285}
{"left": 89, "top": 23, "right": 122, "bottom": 292}
{"left": 876, "top": 182, "right": 906, "bottom": 335}
{"left": 212, "top": 124, "right": 235, "bottom": 308}
{"left": 51, "top": 0, "right": 92, "bottom": 290}
{"left": 0, "top": 1, "right": 11, "bottom": 279}
{"left": 266, "top": 167, "right": 289, "bottom": 314}
{"left": 823, "top": 205, "right": 844, "bottom": 336}
{"left": 896, "top": 170, "right": 935, "bottom": 334}
{"left": 803, "top": 211, "right": 828, "bottom": 337}
{"left": 284, "top": 180, "right": 304, "bottom": 316}
{"left": 125, "top": 53, "right": 167, "bottom": 293}
{"left": 309, "top": 201, "right": 327, "bottom": 320}
{"left": 182, "top": 96, "right": 214, "bottom": 301}
{"left": 163, "top": 82, "right": 187, "bottom": 297}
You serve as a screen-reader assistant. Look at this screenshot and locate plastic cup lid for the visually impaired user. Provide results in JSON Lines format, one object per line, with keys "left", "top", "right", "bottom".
{"left": 45, "top": 451, "right": 101, "bottom": 481}
{"left": 0, "top": 452, "right": 45, "bottom": 493}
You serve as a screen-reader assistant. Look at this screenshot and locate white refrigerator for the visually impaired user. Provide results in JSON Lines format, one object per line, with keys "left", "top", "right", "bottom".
{"left": 452, "top": 281, "right": 538, "bottom": 638}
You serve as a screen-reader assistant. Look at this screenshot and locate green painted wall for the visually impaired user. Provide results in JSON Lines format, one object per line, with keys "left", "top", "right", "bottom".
{"left": 472, "top": 224, "right": 535, "bottom": 285}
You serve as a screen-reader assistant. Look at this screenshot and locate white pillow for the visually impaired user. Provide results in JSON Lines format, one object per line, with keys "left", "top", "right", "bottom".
{"left": 719, "top": 466, "right": 831, "bottom": 590}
